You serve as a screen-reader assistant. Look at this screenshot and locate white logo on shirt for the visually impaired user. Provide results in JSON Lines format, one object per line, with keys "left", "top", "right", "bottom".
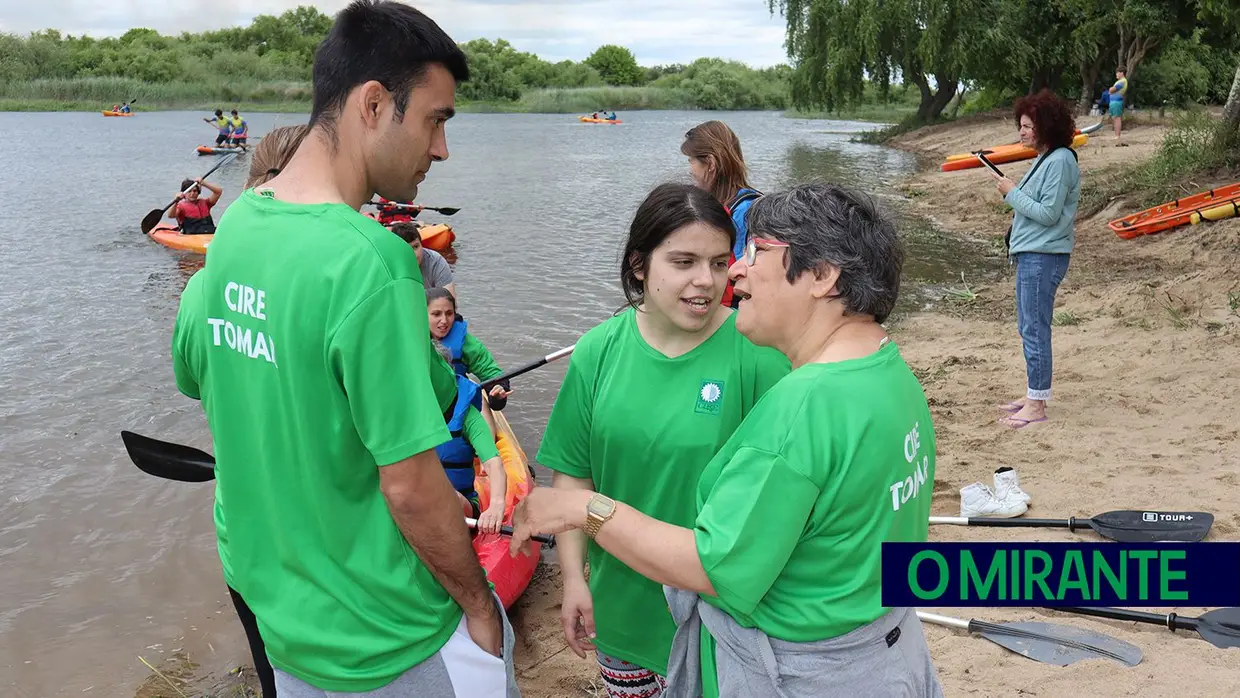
{"left": 890, "top": 422, "right": 929, "bottom": 512}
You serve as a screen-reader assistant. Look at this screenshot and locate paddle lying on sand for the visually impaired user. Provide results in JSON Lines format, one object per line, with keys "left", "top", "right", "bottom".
{"left": 140, "top": 153, "right": 237, "bottom": 234}
{"left": 917, "top": 611, "right": 1143, "bottom": 667}
{"left": 366, "top": 200, "right": 461, "bottom": 216}
{"left": 480, "top": 345, "right": 575, "bottom": 391}
{"left": 1051, "top": 606, "right": 1240, "bottom": 649}
{"left": 120, "top": 430, "right": 554, "bottom": 545}
{"left": 929, "top": 509, "right": 1214, "bottom": 543}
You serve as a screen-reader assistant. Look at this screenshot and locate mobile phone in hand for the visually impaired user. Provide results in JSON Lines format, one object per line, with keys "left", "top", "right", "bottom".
{"left": 976, "top": 152, "right": 1005, "bottom": 178}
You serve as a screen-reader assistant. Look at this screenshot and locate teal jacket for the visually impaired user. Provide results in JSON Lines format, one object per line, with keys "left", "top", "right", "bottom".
{"left": 1004, "top": 147, "right": 1080, "bottom": 256}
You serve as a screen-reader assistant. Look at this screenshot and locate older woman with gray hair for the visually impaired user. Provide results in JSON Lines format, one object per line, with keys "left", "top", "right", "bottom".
{"left": 509, "top": 183, "right": 943, "bottom": 697}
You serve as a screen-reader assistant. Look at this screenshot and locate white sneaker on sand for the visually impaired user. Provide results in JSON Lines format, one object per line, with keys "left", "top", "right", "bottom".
{"left": 993, "top": 467, "right": 1032, "bottom": 505}
{"left": 960, "top": 482, "right": 1027, "bottom": 518}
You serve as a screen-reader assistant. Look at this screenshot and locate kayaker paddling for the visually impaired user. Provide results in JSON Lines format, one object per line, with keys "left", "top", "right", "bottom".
{"left": 511, "top": 183, "right": 943, "bottom": 698}
{"left": 170, "top": 1, "right": 522, "bottom": 696}
{"left": 532, "top": 182, "right": 789, "bottom": 697}
{"left": 169, "top": 178, "right": 221, "bottom": 234}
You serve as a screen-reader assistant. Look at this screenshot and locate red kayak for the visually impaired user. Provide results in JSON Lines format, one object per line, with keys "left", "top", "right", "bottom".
{"left": 473, "top": 411, "right": 540, "bottom": 609}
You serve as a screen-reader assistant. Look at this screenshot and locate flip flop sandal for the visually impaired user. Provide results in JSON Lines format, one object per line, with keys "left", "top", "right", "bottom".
{"left": 999, "top": 415, "right": 1048, "bottom": 429}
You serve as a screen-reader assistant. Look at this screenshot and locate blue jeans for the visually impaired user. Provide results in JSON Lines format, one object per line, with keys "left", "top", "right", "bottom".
{"left": 1015, "top": 253, "right": 1070, "bottom": 400}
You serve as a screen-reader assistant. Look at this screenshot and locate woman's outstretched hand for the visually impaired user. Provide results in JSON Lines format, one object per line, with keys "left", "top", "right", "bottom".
{"left": 509, "top": 488, "right": 584, "bottom": 557}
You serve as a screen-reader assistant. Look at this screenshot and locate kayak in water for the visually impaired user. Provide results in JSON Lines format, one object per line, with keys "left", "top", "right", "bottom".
{"left": 148, "top": 221, "right": 212, "bottom": 254}
{"left": 197, "top": 145, "right": 247, "bottom": 156}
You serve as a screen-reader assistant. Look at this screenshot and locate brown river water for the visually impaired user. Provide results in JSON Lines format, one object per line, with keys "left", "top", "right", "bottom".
{"left": 0, "top": 109, "right": 994, "bottom": 696}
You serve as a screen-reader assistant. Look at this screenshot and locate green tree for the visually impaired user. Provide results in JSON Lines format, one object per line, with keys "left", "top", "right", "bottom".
{"left": 583, "top": 44, "right": 645, "bottom": 86}
{"left": 770, "top": 0, "right": 986, "bottom": 122}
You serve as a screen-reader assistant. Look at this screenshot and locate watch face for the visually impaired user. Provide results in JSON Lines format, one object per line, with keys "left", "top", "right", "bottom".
{"left": 587, "top": 495, "right": 615, "bottom": 517}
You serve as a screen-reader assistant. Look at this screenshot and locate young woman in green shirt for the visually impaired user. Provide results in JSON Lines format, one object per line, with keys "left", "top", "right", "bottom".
{"left": 513, "top": 183, "right": 943, "bottom": 698}
{"left": 535, "top": 182, "right": 790, "bottom": 697}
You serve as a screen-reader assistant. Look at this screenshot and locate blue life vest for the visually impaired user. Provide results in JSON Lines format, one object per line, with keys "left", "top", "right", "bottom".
{"left": 435, "top": 375, "right": 484, "bottom": 493}
{"left": 728, "top": 188, "right": 762, "bottom": 263}
{"left": 440, "top": 315, "right": 469, "bottom": 376}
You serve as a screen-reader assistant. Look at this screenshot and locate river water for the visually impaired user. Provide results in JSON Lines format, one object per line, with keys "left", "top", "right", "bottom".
{"left": 0, "top": 109, "right": 989, "bottom": 696}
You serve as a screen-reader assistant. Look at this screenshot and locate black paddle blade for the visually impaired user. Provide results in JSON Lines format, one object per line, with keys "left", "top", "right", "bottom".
{"left": 430, "top": 207, "right": 459, "bottom": 216}
{"left": 120, "top": 430, "right": 216, "bottom": 482}
{"left": 140, "top": 207, "right": 168, "bottom": 235}
{"left": 1197, "top": 608, "right": 1240, "bottom": 649}
{"left": 1088, "top": 510, "right": 1214, "bottom": 543}
{"left": 974, "top": 620, "right": 1143, "bottom": 667}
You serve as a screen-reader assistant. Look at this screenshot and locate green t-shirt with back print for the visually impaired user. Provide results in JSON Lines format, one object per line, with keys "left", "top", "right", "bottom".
{"left": 171, "top": 190, "right": 461, "bottom": 692}
{"left": 536, "top": 307, "right": 790, "bottom": 674}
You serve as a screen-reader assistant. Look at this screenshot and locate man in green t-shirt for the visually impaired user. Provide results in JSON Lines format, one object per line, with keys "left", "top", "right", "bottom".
{"left": 171, "top": 2, "right": 517, "bottom": 696}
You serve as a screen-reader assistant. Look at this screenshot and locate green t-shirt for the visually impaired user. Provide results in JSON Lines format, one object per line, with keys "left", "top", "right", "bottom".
{"left": 691, "top": 341, "right": 935, "bottom": 697}
{"left": 537, "top": 308, "right": 789, "bottom": 674}
{"left": 461, "top": 333, "right": 502, "bottom": 381}
{"left": 171, "top": 190, "right": 459, "bottom": 692}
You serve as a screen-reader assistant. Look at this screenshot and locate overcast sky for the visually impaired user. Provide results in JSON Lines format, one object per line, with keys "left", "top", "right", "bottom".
{"left": 0, "top": 0, "right": 793, "bottom": 68}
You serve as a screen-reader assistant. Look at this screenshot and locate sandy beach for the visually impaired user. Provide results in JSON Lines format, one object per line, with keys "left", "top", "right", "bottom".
{"left": 132, "top": 112, "right": 1240, "bottom": 697}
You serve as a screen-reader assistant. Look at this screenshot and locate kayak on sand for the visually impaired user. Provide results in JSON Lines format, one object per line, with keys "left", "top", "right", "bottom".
{"left": 943, "top": 125, "right": 1099, "bottom": 163}
{"left": 148, "top": 221, "right": 212, "bottom": 254}
{"left": 1108, "top": 182, "right": 1240, "bottom": 239}
{"left": 940, "top": 133, "right": 1088, "bottom": 172}
{"left": 474, "top": 410, "right": 540, "bottom": 609}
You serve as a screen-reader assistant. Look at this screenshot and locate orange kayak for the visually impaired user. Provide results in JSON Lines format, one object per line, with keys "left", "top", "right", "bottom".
{"left": 472, "top": 410, "right": 540, "bottom": 609}
{"left": 1108, "top": 183, "right": 1240, "bottom": 239}
{"left": 579, "top": 116, "right": 622, "bottom": 124}
{"left": 941, "top": 134, "right": 1088, "bottom": 171}
{"left": 197, "top": 145, "right": 246, "bottom": 156}
{"left": 102, "top": 111, "right": 133, "bottom": 117}
{"left": 148, "top": 222, "right": 211, "bottom": 254}
{"left": 418, "top": 222, "right": 455, "bottom": 251}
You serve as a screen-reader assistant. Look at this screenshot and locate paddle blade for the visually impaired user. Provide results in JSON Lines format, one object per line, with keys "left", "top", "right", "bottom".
{"left": 432, "top": 207, "right": 459, "bottom": 216}
{"left": 140, "top": 207, "right": 167, "bottom": 235}
{"left": 1198, "top": 608, "right": 1240, "bottom": 649}
{"left": 1089, "top": 510, "right": 1214, "bottom": 542}
{"left": 120, "top": 430, "right": 216, "bottom": 482}
{"left": 974, "top": 620, "right": 1143, "bottom": 667}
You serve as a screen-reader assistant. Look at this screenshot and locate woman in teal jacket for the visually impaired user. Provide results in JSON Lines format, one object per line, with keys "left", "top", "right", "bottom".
{"left": 987, "top": 89, "right": 1080, "bottom": 429}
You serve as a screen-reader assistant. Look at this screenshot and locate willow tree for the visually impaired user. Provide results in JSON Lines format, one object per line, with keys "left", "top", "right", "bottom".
{"left": 769, "top": 0, "right": 988, "bottom": 122}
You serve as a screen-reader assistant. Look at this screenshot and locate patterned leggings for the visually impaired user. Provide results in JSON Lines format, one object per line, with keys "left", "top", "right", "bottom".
{"left": 597, "top": 651, "right": 667, "bottom": 698}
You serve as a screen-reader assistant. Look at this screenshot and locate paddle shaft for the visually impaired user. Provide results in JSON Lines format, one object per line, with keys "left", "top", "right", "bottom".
{"left": 480, "top": 345, "right": 575, "bottom": 390}
{"left": 1055, "top": 606, "right": 1200, "bottom": 633}
{"left": 464, "top": 517, "right": 553, "bottom": 545}
{"left": 930, "top": 515, "right": 1086, "bottom": 529}
{"left": 368, "top": 200, "right": 459, "bottom": 215}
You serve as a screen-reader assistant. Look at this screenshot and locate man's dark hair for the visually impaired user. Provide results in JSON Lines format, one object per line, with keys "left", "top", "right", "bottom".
{"left": 310, "top": 0, "right": 469, "bottom": 134}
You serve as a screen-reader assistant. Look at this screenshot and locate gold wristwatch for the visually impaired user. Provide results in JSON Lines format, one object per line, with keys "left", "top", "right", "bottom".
{"left": 583, "top": 493, "right": 617, "bottom": 539}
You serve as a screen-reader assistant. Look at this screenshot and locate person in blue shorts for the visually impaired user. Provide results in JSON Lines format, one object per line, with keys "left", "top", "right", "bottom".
{"left": 1108, "top": 68, "right": 1128, "bottom": 145}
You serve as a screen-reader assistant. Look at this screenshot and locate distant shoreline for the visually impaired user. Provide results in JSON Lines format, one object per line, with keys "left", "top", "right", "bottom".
{"left": 0, "top": 98, "right": 910, "bottom": 124}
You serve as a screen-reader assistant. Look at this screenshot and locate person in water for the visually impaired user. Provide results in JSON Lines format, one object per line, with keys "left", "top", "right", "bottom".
{"left": 171, "top": 1, "right": 519, "bottom": 695}
{"left": 510, "top": 183, "right": 942, "bottom": 698}
{"left": 682, "top": 121, "right": 761, "bottom": 309}
{"left": 169, "top": 178, "right": 222, "bottom": 234}
{"left": 530, "top": 182, "right": 790, "bottom": 697}
{"left": 204, "top": 109, "right": 232, "bottom": 146}
{"left": 228, "top": 109, "right": 249, "bottom": 148}
{"left": 376, "top": 196, "right": 423, "bottom": 225}
{"left": 429, "top": 337, "right": 508, "bottom": 534}
{"left": 426, "top": 287, "right": 512, "bottom": 411}
{"left": 391, "top": 222, "right": 456, "bottom": 297}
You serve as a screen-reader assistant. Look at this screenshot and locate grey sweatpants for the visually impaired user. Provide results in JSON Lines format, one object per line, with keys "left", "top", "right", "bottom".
{"left": 273, "top": 592, "right": 520, "bottom": 697}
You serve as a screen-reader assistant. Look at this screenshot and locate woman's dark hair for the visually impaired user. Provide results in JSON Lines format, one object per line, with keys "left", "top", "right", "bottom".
{"left": 180, "top": 179, "right": 198, "bottom": 193}
{"left": 426, "top": 286, "right": 456, "bottom": 311}
{"left": 1013, "top": 89, "right": 1076, "bottom": 150}
{"left": 620, "top": 182, "right": 736, "bottom": 309}
{"left": 310, "top": 0, "right": 470, "bottom": 136}
{"left": 680, "top": 120, "right": 751, "bottom": 205}
{"left": 746, "top": 183, "right": 903, "bottom": 324}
